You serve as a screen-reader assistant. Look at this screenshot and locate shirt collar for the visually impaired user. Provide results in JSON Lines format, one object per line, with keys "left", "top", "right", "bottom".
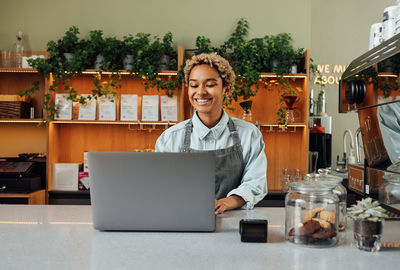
{"left": 192, "top": 110, "right": 229, "bottom": 140}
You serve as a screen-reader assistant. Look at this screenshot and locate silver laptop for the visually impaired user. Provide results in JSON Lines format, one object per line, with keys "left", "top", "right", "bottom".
{"left": 88, "top": 151, "right": 216, "bottom": 232}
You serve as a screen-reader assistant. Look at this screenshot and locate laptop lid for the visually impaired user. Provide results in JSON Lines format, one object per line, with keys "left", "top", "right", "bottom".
{"left": 88, "top": 151, "right": 216, "bottom": 232}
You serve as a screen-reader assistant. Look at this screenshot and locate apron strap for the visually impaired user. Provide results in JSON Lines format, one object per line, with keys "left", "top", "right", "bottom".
{"left": 227, "top": 118, "right": 242, "bottom": 150}
{"left": 183, "top": 117, "right": 242, "bottom": 152}
{"left": 182, "top": 120, "right": 193, "bottom": 152}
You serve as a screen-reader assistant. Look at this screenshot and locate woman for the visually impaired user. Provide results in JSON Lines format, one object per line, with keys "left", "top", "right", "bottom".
{"left": 155, "top": 53, "right": 267, "bottom": 214}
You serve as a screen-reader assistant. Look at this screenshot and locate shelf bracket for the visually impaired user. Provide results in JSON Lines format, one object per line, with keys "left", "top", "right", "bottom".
{"left": 138, "top": 120, "right": 143, "bottom": 131}
{"left": 291, "top": 126, "right": 297, "bottom": 133}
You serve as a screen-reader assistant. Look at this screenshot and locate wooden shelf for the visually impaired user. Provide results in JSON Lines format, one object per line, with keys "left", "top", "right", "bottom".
{"left": 0, "top": 118, "right": 44, "bottom": 124}
{"left": 0, "top": 68, "right": 38, "bottom": 73}
{"left": 50, "top": 120, "right": 178, "bottom": 126}
{"left": 0, "top": 189, "right": 46, "bottom": 204}
{"left": 259, "top": 73, "right": 307, "bottom": 79}
{"left": 61, "top": 70, "right": 179, "bottom": 76}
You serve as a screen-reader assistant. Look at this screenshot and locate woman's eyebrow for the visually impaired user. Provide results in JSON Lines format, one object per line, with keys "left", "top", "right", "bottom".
{"left": 189, "top": 78, "right": 218, "bottom": 82}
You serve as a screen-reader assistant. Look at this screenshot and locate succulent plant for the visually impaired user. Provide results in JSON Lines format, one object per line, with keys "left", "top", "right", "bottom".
{"left": 347, "top": 198, "right": 389, "bottom": 222}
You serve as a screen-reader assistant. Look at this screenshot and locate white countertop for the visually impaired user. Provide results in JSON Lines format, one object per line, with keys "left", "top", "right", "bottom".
{"left": 0, "top": 205, "right": 398, "bottom": 270}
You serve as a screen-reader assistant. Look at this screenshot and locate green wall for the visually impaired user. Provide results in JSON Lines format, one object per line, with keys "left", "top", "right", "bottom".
{"left": 0, "top": 0, "right": 311, "bottom": 51}
{"left": 0, "top": 0, "right": 397, "bottom": 169}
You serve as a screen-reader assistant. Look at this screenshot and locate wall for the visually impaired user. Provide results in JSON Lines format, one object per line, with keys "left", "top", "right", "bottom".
{"left": 0, "top": 0, "right": 311, "bottom": 50}
{"left": 310, "top": 0, "right": 395, "bottom": 169}
{"left": 0, "top": 0, "right": 396, "bottom": 166}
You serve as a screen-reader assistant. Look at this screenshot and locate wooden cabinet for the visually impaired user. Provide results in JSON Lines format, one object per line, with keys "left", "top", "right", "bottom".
{"left": 0, "top": 67, "right": 47, "bottom": 156}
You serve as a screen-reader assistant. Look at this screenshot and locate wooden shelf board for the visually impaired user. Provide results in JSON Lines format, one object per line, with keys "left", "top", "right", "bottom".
{"left": 50, "top": 120, "right": 178, "bottom": 125}
{"left": 0, "top": 189, "right": 45, "bottom": 198}
{"left": 0, "top": 118, "right": 44, "bottom": 124}
{"left": 80, "top": 69, "right": 178, "bottom": 76}
{"left": 0, "top": 68, "right": 38, "bottom": 73}
{"left": 260, "top": 73, "right": 307, "bottom": 79}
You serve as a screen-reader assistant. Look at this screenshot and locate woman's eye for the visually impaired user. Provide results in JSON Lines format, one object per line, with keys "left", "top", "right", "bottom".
{"left": 189, "top": 84, "right": 198, "bottom": 88}
{"left": 206, "top": 84, "right": 216, "bottom": 88}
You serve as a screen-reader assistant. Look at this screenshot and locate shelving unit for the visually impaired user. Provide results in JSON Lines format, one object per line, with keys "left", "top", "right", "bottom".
{"left": 46, "top": 46, "right": 185, "bottom": 195}
{"left": 0, "top": 53, "right": 47, "bottom": 204}
{"left": 1, "top": 47, "right": 309, "bottom": 202}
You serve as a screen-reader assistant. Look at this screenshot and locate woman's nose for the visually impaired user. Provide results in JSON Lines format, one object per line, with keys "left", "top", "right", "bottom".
{"left": 196, "top": 84, "right": 207, "bottom": 95}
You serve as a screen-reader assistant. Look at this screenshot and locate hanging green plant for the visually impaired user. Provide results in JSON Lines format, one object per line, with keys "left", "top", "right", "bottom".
{"left": 19, "top": 26, "right": 182, "bottom": 122}
{"left": 193, "top": 18, "right": 306, "bottom": 125}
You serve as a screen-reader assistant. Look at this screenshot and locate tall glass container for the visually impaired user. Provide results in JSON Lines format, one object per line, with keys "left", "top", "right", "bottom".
{"left": 14, "top": 30, "right": 24, "bottom": 68}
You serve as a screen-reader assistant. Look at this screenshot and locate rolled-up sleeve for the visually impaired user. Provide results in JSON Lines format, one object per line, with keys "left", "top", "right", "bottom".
{"left": 227, "top": 127, "right": 268, "bottom": 209}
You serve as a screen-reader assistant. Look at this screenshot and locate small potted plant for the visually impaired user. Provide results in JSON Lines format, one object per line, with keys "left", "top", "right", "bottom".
{"left": 57, "top": 26, "right": 80, "bottom": 62}
{"left": 347, "top": 197, "right": 389, "bottom": 252}
{"left": 87, "top": 30, "right": 106, "bottom": 69}
{"left": 159, "top": 32, "right": 175, "bottom": 70}
{"left": 122, "top": 34, "right": 137, "bottom": 71}
{"left": 102, "top": 37, "right": 124, "bottom": 71}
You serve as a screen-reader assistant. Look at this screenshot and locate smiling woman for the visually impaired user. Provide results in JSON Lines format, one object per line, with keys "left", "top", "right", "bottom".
{"left": 155, "top": 53, "right": 268, "bottom": 215}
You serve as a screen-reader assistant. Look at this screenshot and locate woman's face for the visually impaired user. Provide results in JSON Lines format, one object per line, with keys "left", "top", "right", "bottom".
{"left": 188, "top": 64, "right": 228, "bottom": 120}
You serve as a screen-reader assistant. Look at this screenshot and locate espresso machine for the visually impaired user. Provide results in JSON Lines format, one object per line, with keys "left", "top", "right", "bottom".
{"left": 339, "top": 33, "right": 400, "bottom": 214}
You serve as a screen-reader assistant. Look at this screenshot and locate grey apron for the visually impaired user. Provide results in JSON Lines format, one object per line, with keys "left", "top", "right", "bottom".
{"left": 182, "top": 118, "right": 245, "bottom": 199}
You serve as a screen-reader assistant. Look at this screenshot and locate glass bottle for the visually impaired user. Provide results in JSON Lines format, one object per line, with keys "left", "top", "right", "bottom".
{"left": 14, "top": 30, "right": 24, "bottom": 68}
{"left": 285, "top": 181, "right": 339, "bottom": 247}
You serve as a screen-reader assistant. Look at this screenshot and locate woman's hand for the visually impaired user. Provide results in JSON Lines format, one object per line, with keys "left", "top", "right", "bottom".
{"left": 215, "top": 195, "right": 245, "bottom": 215}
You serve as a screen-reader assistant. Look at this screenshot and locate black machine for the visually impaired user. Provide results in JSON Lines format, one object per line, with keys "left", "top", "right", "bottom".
{"left": 339, "top": 32, "right": 400, "bottom": 209}
{"left": 0, "top": 153, "right": 46, "bottom": 193}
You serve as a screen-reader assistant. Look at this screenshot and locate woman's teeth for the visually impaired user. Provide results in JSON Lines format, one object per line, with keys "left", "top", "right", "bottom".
{"left": 196, "top": 98, "right": 211, "bottom": 104}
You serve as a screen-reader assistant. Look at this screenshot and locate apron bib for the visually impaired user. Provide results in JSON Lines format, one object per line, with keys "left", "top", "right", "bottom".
{"left": 182, "top": 118, "right": 244, "bottom": 199}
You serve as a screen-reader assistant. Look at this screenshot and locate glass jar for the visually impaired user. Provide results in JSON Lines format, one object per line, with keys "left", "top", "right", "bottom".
{"left": 285, "top": 181, "right": 339, "bottom": 247}
{"left": 379, "top": 173, "right": 400, "bottom": 210}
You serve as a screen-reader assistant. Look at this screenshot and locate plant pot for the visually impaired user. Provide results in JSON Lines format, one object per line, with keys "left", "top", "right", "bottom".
{"left": 123, "top": 55, "right": 134, "bottom": 71}
{"left": 239, "top": 100, "right": 253, "bottom": 122}
{"left": 63, "top": 53, "right": 74, "bottom": 62}
{"left": 94, "top": 54, "right": 105, "bottom": 70}
{"left": 290, "top": 64, "right": 297, "bottom": 74}
{"left": 271, "top": 59, "right": 279, "bottom": 73}
{"left": 159, "top": 55, "right": 171, "bottom": 70}
{"left": 353, "top": 219, "right": 384, "bottom": 252}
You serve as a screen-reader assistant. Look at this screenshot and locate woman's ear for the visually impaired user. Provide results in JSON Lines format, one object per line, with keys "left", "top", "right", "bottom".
{"left": 223, "top": 85, "right": 232, "bottom": 97}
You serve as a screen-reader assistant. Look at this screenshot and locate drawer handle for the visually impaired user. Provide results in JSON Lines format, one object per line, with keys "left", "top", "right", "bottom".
{"left": 0, "top": 185, "right": 5, "bottom": 192}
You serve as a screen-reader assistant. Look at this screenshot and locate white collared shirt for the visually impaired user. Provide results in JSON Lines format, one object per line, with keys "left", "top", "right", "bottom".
{"left": 155, "top": 110, "right": 268, "bottom": 209}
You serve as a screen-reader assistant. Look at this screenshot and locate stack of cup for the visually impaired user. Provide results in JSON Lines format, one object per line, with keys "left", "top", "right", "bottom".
{"left": 382, "top": 5, "right": 400, "bottom": 41}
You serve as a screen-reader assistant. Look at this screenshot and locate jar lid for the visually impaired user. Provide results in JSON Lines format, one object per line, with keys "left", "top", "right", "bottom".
{"left": 290, "top": 181, "right": 337, "bottom": 192}
{"left": 383, "top": 173, "right": 400, "bottom": 183}
{"left": 305, "top": 173, "right": 343, "bottom": 185}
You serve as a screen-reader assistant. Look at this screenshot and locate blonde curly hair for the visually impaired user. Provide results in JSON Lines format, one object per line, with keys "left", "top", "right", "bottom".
{"left": 183, "top": 53, "right": 236, "bottom": 88}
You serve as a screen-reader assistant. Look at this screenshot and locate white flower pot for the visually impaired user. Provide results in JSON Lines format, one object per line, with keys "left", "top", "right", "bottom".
{"left": 63, "top": 53, "right": 74, "bottom": 62}
{"left": 159, "top": 55, "right": 171, "bottom": 70}
{"left": 94, "top": 54, "right": 105, "bottom": 69}
{"left": 123, "top": 55, "right": 134, "bottom": 70}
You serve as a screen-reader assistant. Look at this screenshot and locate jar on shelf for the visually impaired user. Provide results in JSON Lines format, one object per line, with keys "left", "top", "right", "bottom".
{"left": 379, "top": 173, "right": 400, "bottom": 210}
{"left": 285, "top": 181, "right": 339, "bottom": 247}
